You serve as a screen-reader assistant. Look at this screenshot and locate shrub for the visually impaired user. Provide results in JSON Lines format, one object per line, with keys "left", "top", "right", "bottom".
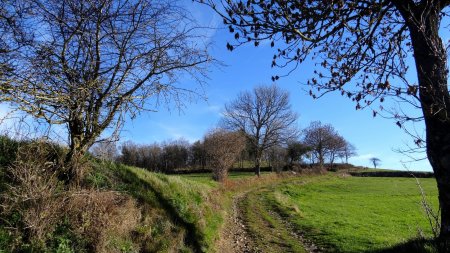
{"left": 1, "top": 141, "right": 64, "bottom": 248}
{"left": 204, "top": 129, "right": 246, "bottom": 182}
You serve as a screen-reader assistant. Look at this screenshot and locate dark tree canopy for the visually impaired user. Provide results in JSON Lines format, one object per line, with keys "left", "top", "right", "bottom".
{"left": 286, "top": 141, "right": 310, "bottom": 165}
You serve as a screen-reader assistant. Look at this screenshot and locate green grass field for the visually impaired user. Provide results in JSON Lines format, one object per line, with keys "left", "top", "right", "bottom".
{"left": 2, "top": 157, "right": 440, "bottom": 252}
{"left": 180, "top": 171, "right": 269, "bottom": 183}
{"left": 122, "top": 169, "right": 440, "bottom": 252}
{"left": 265, "top": 175, "right": 439, "bottom": 252}
{"left": 85, "top": 166, "right": 437, "bottom": 252}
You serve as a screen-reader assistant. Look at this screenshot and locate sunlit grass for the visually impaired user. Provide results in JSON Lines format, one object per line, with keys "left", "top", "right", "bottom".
{"left": 269, "top": 176, "right": 439, "bottom": 252}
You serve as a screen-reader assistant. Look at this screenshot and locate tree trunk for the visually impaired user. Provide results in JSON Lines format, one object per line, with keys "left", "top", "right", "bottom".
{"left": 255, "top": 156, "right": 261, "bottom": 176}
{"left": 62, "top": 118, "right": 94, "bottom": 184}
{"left": 61, "top": 134, "right": 87, "bottom": 184}
{"left": 407, "top": 7, "right": 450, "bottom": 246}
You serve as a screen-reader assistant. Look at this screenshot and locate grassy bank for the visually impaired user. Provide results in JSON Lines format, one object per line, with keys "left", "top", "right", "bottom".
{"left": 86, "top": 162, "right": 227, "bottom": 252}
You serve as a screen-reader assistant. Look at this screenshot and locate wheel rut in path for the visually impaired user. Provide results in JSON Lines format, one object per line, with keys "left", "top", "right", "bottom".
{"left": 216, "top": 192, "right": 261, "bottom": 253}
{"left": 217, "top": 183, "right": 321, "bottom": 253}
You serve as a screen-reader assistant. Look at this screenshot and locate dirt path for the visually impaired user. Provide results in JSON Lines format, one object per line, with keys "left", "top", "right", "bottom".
{"left": 216, "top": 192, "right": 261, "bottom": 253}
{"left": 266, "top": 208, "right": 321, "bottom": 253}
{"left": 216, "top": 184, "right": 321, "bottom": 253}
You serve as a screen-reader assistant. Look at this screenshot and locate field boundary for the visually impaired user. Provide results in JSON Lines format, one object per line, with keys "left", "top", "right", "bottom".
{"left": 349, "top": 171, "right": 434, "bottom": 178}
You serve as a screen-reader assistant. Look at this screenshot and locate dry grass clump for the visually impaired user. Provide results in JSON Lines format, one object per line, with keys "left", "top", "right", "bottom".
{"left": 1, "top": 142, "right": 64, "bottom": 245}
{"left": 64, "top": 190, "right": 140, "bottom": 252}
{"left": 1, "top": 141, "right": 141, "bottom": 252}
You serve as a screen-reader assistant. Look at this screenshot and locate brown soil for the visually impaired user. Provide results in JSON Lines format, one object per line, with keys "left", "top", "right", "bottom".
{"left": 215, "top": 192, "right": 261, "bottom": 253}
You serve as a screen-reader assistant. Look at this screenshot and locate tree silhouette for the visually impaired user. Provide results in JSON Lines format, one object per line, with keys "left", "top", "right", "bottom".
{"left": 370, "top": 157, "right": 382, "bottom": 169}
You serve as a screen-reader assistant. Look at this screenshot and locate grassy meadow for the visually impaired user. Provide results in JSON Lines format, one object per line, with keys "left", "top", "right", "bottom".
{"left": 264, "top": 176, "right": 439, "bottom": 252}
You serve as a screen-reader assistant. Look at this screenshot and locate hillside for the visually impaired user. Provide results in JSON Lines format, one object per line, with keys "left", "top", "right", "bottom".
{"left": 0, "top": 156, "right": 439, "bottom": 252}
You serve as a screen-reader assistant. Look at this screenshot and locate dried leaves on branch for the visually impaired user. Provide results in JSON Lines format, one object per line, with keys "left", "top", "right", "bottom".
{"left": 198, "top": 0, "right": 449, "bottom": 127}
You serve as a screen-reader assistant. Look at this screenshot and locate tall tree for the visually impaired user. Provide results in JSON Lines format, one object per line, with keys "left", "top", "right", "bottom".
{"left": 327, "top": 134, "right": 347, "bottom": 168}
{"left": 1, "top": 0, "right": 211, "bottom": 182}
{"left": 222, "top": 84, "right": 298, "bottom": 176}
{"left": 303, "top": 121, "right": 340, "bottom": 168}
{"left": 199, "top": 0, "right": 450, "bottom": 243}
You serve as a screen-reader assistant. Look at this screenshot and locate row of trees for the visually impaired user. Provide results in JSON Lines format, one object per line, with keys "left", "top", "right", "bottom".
{"left": 92, "top": 119, "right": 356, "bottom": 175}
{"left": 91, "top": 84, "right": 357, "bottom": 178}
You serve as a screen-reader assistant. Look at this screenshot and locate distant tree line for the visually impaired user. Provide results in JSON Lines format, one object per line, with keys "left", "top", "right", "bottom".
{"left": 92, "top": 120, "right": 357, "bottom": 173}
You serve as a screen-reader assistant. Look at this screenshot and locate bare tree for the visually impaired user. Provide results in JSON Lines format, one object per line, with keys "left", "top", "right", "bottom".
{"left": 199, "top": 0, "right": 450, "bottom": 242}
{"left": 340, "top": 142, "right": 357, "bottom": 164}
{"left": 203, "top": 128, "right": 245, "bottom": 182}
{"left": 222, "top": 84, "right": 298, "bottom": 176}
{"left": 160, "top": 139, "right": 190, "bottom": 172}
{"left": 370, "top": 157, "right": 382, "bottom": 169}
{"left": 91, "top": 141, "right": 118, "bottom": 162}
{"left": 0, "top": 1, "right": 32, "bottom": 81}
{"left": 1, "top": 0, "right": 211, "bottom": 183}
{"left": 303, "top": 121, "right": 338, "bottom": 168}
{"left": 327, "top": 134, "right": 347, "bottom": 168}
{"left": 189, "top": 140, "right": 207, "bottom": 170}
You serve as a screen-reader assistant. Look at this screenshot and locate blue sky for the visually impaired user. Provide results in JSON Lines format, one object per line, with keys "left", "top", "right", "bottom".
{"left": 118, "top": 2, "right": 432, "bottom": 171}
{"left": 0, "top": 2, "right": 432, "bottom": 171}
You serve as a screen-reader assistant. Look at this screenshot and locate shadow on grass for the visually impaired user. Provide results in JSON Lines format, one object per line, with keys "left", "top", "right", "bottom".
{"left": 367, "top": 238, "right": 437, "bottom": 253}
{"left": 113, "top": 166, "right": 204, "bottom": 253}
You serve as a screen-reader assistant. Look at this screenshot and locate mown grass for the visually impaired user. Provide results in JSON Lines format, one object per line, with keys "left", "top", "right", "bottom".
{"left": 267, "top": 175, "right": 439, "bottom": 252}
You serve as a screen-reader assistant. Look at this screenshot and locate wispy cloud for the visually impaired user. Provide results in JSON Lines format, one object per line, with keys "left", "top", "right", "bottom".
{"left": 157, "top": 123, "right": 201, "bottom": 143}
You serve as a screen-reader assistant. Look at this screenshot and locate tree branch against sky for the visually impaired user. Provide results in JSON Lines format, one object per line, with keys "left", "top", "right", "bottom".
{"left": 198, "top": 0, "right": 450, "bottom": 244}
{"left": 0, "top": 0, "right": 212, "bottom": 182}
{"left": 222, "top": 84, "right": 298, "bottom": 176}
